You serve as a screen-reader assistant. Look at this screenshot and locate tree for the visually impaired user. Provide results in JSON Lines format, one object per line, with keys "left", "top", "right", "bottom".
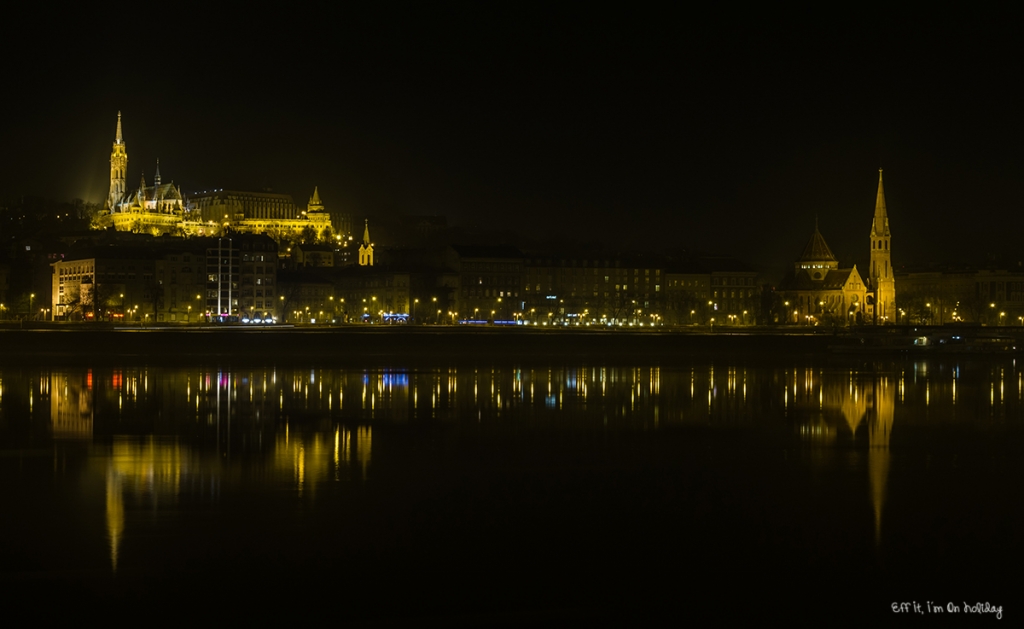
{"left": 299, "top": 225, "right": 318, "bottom": 245}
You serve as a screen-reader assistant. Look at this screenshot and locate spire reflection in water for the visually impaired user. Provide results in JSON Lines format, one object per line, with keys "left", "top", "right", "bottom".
{"left": 0, "top": 358, "right": 1019, "bottom": 616}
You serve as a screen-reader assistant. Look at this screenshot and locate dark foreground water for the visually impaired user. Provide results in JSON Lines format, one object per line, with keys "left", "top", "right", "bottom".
{"left": 1, "top": 356, "right": 1020, "bottom": 623}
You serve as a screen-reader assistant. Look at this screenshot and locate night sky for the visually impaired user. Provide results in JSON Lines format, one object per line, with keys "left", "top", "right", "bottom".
{"left": 3, "top": 7, "right": 1021, "bottom": 272}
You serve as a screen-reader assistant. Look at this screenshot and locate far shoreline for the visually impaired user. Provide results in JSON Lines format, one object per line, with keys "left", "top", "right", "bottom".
{"left": 1, "top": 323, "right": 1020, "bottom": 365}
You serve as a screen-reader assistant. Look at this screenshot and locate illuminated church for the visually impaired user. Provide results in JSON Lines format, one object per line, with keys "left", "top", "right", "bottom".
{"left": 105, "top": 112, "right": 333, "bottom": 239}
{"left": 779, "top": 170, "right": 894, "bottom": 325}
{"left": 867, "top": 169, "right": 895, "bottom": 323}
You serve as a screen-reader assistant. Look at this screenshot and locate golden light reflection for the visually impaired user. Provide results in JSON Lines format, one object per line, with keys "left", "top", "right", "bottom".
{"left": 105, "top": 470, "right": 123, "bottom": 573}
{"left": 106, "top": 437, "right": 189, "bottom": 573}
{"left": 869, "top": 377, "right": 894, "bottom": 546}
{"left": 5, "top": 360, "right": 1017, "bottom": 577}
{"left": 50, "top": 373, "right": 93, "bottom": 439}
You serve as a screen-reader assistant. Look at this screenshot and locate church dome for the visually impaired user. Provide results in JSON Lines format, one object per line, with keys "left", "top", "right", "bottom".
{"left": 799, "top": 227, "right": 836, "bottom": 263}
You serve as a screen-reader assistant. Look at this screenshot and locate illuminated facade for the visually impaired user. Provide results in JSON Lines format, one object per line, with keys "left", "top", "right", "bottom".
{"left": 868, "top": 169, "right": 896, "bottom": 323}
{"left": 103, "top": 113, "right": 333, "bottom": 240}
{"left": 107, "top": 112, "right": 127, "bottom": 211}
{"left": 114, "top": 172, "right": 188, "bottom": 233}
{"left": 51, "top": 252, "right": 161, "bottom": 322}
{"left": 188, "top": 187, "right": 333, "bottom": 241}
{"left": 358, "top": 220, "right": 374, "bottom": 266}
{"left": 50, "top": 235, "right": 278, "bottom": 322}
{"left": 779, "top": 225, "right": 867, "bottom": 325}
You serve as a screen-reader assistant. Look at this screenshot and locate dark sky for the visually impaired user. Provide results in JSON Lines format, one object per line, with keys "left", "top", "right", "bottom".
{"left": 2, "top": 7, "right": 1021, "bottom": 272}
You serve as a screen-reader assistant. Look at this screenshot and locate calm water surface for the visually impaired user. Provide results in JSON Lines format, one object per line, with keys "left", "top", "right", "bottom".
{"left": 1, "top": 357, "right": 1020, "bottom": 621}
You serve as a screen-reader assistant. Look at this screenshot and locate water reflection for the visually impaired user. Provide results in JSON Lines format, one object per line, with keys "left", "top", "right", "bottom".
{"left": 0, "top": 358, "right": 1019, "bottom": 578}
{"left": 106, "top": 437, "right": 189, "bottom": 571}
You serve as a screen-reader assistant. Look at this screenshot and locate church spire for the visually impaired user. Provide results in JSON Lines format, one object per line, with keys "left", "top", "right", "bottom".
{"left": 868, "top": 169, "right": 895, "bottom": 324}
{"left": 154, "top": 159, "right": 161, "bottom": 187}
{"left": 871, "top": 168, "right": 889, "bottom": 238}
{"left": 107, "top": 111, "right": 128, "bottom": 211}
{"left": 307, "top": 186, "right": 324, "bottom": 213}
{"left": 363, "top": 219, "right": 371, "bottom": 245}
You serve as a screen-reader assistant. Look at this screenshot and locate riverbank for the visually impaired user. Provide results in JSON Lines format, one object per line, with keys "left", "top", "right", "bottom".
{"left": 0, "top": 325, "right": 842, "bottom": 365}
{"left": 1, "top": 324, "right": 1019, "bottom": 365}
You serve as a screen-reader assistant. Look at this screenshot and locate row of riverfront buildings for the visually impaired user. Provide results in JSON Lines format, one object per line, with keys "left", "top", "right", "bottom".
{"left": 4, "top": 113, "right": 1022, "bottom": 326}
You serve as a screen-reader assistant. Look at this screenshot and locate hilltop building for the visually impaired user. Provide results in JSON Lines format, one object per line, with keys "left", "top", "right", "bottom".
{"left": 103, "top": 113, "right": 334, "bottom": 241}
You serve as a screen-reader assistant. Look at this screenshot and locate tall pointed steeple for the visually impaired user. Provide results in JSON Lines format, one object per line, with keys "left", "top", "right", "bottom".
{"left": 363, "top": 219, "right": 371, "bottom": 245}
{"left": 154, "top": 159, "right": 162, "bottom": 187}
{"left": 108, "top": 112, "right": 128, "bottom": 210}
{"left": 868, "top": 169, "right": 895, "bottom": 323}
{"left": 871, "top": 169, "right": 889, "bottom": 238}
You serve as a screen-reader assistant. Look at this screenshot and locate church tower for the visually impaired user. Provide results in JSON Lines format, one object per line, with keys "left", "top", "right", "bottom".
{"left": 869, "top": 169, "right": 895, "bottom": 324}
{"left": 307, "top": 186, "right": 324, "bottom": 213}
{"left": 358, "top": 219, "right": 374, "bottom": 266}
{"left": 107, "top": 112, "right": 128, "bottom": 210}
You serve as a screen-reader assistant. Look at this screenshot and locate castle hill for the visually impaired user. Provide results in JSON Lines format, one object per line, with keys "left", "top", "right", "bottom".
{"left": 1, "top": 13, "right": 1021, "bottom": 624}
